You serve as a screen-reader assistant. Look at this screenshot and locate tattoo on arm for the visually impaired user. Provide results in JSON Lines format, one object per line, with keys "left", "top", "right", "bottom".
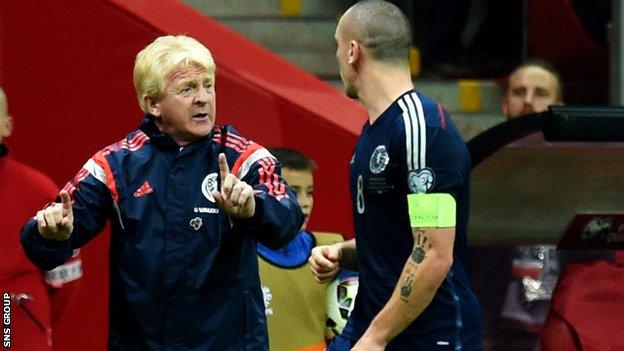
{"left": 400, "top": 269, "right": 414, "bottom": 302}
{"left": 410, "top": 230, "right": 429, "bottom": 264}
{"left": 400, "top": 230, "right": 433, "bottom": 303}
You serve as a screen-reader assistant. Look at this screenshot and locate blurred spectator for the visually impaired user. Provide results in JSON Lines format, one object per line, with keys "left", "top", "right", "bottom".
{"left": 477, "top": 59, "right": 614, "bottom": 351}
{"left": 497, "top": 60, "right": 564, "bottom": 351}
{"left": 258, "top": 148, "right": 344, "bottom": 351}
{"left": 502, "top": 59, "right": 564, "bottom": 119}
{"left": 469, "top": 60, "right": 564, "bottom": 351}
{"left": 0, "top": 86, "right": 82, "bottom": 351}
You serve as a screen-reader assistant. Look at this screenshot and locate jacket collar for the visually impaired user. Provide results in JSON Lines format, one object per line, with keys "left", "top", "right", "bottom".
{"left": 139, "top": 115, "right": 215, "bottom": 151}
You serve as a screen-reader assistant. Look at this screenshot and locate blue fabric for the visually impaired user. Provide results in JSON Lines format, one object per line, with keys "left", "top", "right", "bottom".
{"left": 347, "top": 90, "right": 483, "bottom": 350}
{"left": 327, "top": 334, "right": 353, "bottom": 351}
{"left": 257, "top": 230, "right": 314, "bottom": 268}
{"left": 21, "top": 116, "right": 303, "bottom": 350}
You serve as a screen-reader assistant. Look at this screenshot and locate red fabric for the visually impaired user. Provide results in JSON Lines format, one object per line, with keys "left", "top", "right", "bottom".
{"left": 541, "top": 312, "right": 582, "bottom": 351}
{"left": 0, "top": 153, "right": 79, "bottom": 351}
{"left": 527, "top": 0, "right": 603, "bottom": 67}
{"left": 543, "top": 260, "right": 624, "bottom": 351}
{"left": 526, "top": 0, "right": 608, "bottom": 104}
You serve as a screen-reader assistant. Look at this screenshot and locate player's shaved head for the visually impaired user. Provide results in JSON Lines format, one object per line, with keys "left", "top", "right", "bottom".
{"left": 339, "top": 0, "right": 412, "bottom": 63}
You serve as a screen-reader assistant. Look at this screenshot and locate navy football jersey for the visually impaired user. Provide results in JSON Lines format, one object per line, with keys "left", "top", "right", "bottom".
{"left": 344, "top": 90, "right": 482, "bottom": 350}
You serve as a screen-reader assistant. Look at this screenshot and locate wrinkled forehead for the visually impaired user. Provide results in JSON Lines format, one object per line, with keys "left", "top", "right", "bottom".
{"left": 165, "top": 65, "right": 214, "bottom": 85}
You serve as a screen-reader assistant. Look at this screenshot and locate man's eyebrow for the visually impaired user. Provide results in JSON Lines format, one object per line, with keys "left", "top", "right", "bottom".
{"left": 174, "top": 79, "right": 196, "bottom": 89}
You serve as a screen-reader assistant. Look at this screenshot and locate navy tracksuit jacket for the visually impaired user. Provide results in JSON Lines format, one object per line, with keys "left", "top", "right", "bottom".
{"left": 21, "top": 116, "right": 303, "bottom": 350}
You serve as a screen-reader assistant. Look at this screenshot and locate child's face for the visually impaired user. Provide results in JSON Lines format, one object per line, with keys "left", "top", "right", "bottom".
{"left": 282, "top": 167, "right": 314, "bottom": 231}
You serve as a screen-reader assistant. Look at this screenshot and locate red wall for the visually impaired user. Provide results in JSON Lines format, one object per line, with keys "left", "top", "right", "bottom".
{"left": 1, "top": 0, "right": 365, "bottom": 349}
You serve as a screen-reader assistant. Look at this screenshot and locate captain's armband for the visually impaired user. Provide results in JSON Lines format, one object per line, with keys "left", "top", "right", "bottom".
{"left": 407, "top": 193, "right": 456, "bottom": 228}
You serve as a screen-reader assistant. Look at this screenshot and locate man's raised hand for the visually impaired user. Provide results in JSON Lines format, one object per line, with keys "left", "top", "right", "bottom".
{"left": 36, "top": 190, "right": 74, "bottom": 241}
{"left": 212, "top": 153, "right": 256, "bottom": 219}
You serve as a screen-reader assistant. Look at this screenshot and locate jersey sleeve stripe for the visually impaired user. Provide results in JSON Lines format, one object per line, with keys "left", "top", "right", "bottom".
{"left": 212, "top": 136, "right": 248, "bottom": 153}
{"left": 212, "top": 129, "right": 249, "bottom": 150}
{"left": 93, "top": 151, "right": 120, "bottom": 203}
{"left": 61, "top": 182, "right": 76, "bottom": 196}
{"left": 257, "top": 157, "right": 288, "bottom": 200}
{"left": 404, "top": 94, "right": 420, "bottom": 169}
{"left": 231, "top": 143, "right": 268, "bottom": 179}
{"left": 225, "top": 141, "right": 246, "bottom": 154}
{"left": 408, "top": 92, "right": 427, "bottom": 169}
{"left": 225, "top": 136, "right": 247, "bottom": 150}
{"left": 258, "top": 158, "right": 275, "bottom": 196}
{"left": 397, "top": 98, "right": 415, "bottom": 170}
{"left": 83, "top": 158, "right": 107, "bottom": 184}
{"left": 403, "top": 93, "right": 425, "bottom": 170}
{"left": 225, "top": 132, "right": 248, "bottom": 144}
{"left": 120, "top": 132, "right": 149, "bottom": 151}
{"left": 103, "top": 131, "right": 149, "bottom": 155}
{"left": 273, "top": 173, "right": 287, "bottom": 201}
{"left": 62, "top": 166, "right": 92, "bottom": 198}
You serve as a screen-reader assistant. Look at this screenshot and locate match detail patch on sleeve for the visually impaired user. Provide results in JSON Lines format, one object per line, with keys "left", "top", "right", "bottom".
{"left": 407, "top": 193, "right": 456, "bottom": 228}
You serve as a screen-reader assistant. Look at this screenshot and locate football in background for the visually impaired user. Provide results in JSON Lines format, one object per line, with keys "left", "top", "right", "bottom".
{"left": 326, "top": 269, "right": 359, "bottom": 335}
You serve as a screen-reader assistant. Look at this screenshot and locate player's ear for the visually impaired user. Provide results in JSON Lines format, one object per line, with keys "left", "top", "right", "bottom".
{"left": 348, "top": 40, "right": 360, "bottom": 66}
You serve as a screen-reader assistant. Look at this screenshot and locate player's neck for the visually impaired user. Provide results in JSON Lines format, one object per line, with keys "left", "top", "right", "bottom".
{"left": 359, "top": 62, "right": 413, "bottom": 124}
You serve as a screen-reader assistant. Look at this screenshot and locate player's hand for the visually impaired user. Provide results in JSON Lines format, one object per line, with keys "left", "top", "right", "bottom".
{"left": 36, "top": 190, "right": 74, "bottom": 241}
{"left": 309, "top": 244, "right": 342, "bottom": 283}
{"left": 213, "top": 153, "right": 256, "bottom": 219}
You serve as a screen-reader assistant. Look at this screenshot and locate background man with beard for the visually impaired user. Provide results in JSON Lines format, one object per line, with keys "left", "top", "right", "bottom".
{"left": 471, "top": 59, "right": 569, "bottom": 350}
{"left": 502, "top": 59, "right": 563, "bottom": 119}
{"left": 497, "top": 59, "right": 564, "bottom": 350}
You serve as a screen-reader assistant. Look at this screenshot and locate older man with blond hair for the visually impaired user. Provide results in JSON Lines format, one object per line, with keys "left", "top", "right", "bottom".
{"left": 21, "top": 35, "right": 303, "bottom": 350}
